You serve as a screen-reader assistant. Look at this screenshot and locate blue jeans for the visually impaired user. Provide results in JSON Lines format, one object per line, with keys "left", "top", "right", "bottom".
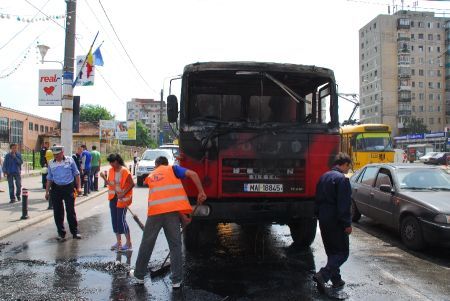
{"left": 109, "top": 196, "right": 129, "bottom": 234}
{"left": 7, "top": 174, "right": 22, "bottom": 201}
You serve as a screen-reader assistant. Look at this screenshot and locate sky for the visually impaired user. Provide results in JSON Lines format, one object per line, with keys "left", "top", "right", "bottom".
{"left": 1, "top": 0, "right": 449, "bottom": 123}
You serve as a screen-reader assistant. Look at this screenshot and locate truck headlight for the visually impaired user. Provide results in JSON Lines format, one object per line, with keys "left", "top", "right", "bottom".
{"left": 434, "top": 214, "right": 450, "bottom": 224}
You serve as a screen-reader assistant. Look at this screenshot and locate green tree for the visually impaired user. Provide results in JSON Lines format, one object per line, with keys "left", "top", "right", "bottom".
{"left": 401, "top": 117, "right": 429, "bottom": 135}
{"left": 123, "top": 121, "right": 157, "bottom": 148}
{"left": 80, "top": 104, "right": 114, "bottom": 122}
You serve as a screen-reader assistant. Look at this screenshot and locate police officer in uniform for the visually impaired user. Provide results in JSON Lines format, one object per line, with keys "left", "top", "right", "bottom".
{"left": 45, "top": 146, "right": 83, "bottom": 241}
{"left": 313, "top": 152, "right": 352, "bottom": 291}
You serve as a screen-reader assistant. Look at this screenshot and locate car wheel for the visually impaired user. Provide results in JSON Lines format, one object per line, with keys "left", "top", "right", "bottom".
{"left": 137, "top": 176, "right": 143, "bottom": 187}
{"left": 351, "top": 200, "right": 361, "bottom": 222}
{"left": 400, "top": 216, "right": 425, "bottom": 250}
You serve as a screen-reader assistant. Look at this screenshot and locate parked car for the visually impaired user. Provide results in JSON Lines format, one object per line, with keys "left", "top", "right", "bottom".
{"left": 136, "top": 149, "right": 175, "bottom": 187}
{"left": 419, "top": 152, "right": 438, "bottom": 163}
{"left": 350, "top": 163, "right": 450, "bottom": 250}
{"left": 427, "top": 152, "right": 450, "bottom": 166}
{"left": 159, "top": 144, "right": 179, "bottom": 157}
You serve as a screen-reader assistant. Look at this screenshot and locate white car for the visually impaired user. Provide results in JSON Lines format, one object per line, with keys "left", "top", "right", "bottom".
{"left": 159, "top": 144, "right": 179, "bottom": 157}
{"left": 419, "top": 152, "right": 438, "bottom": 163}
{"left": 136, "top": 149, "right": 175, "bottom": 187}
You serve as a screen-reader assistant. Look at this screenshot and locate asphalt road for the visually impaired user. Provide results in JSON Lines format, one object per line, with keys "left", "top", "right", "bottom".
{"left": 0, "top": 186, "right": 449, "bottom": 301}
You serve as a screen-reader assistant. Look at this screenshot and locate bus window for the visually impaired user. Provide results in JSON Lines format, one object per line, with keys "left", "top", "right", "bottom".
{"left": 355, "top": 133, "right": 393, "bottom": 151}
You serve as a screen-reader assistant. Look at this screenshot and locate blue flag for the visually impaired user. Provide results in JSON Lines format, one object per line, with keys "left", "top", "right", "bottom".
{"left": 93, "top": 46, "right": 104, "bottom": 66}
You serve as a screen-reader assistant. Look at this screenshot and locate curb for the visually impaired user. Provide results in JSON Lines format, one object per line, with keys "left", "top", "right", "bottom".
{"left": 0, "top": 188, "right": 108, "bottom": 240}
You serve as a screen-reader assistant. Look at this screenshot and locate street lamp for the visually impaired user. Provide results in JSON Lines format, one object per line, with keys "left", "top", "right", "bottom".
{"left": 36, "top": 44, "right": 63, "bottom": 68}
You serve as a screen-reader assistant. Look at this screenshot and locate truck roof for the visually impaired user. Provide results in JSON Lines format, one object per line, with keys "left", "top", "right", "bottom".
{"left": 183, "top": 61, "right": 335, "bottom": 80}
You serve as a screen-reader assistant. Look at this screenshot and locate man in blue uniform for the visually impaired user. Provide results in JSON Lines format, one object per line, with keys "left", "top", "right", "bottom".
{"left": 80, "top": 144, "right": 92, "bottom": 196}
{"left": 313, "top": 152, "right": 352, "bottom": 291}
{"left": 45, "top": 146, "right": 83, "bottom": 241}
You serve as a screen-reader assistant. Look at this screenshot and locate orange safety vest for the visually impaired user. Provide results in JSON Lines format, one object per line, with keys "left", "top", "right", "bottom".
{"left": 107, "top": 167, "right": 132, "bottom": 209}
{"left": 145, "top": 165, "right": 192, "bottom": 216}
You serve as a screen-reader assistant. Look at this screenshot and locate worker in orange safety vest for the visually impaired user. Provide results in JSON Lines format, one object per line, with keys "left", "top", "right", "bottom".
{"left": 130, "top": 156, "right": 206, "bottom": 288}
{"left": 100, "top": 153, "right": 135, "bottom": 252}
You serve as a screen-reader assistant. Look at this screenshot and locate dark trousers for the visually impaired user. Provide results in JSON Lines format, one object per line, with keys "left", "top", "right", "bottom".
{"left": 318, "top": 220, "right": 350, "bottom": 283}
{"left": 42, "top": 173, "right": 47, "bottom": 189}
{"left": 90, "top": 166, "right": 100, "bottom": 191}
{"left": 51, "top": 182, "right": 78, "bottom": 237}
{"left": 7, "top": 174, "right": 21, "bottom": 201}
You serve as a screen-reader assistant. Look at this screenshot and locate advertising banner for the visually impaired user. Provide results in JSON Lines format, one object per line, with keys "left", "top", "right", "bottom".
{"left": 99, "top": 120, "right": 115, "bottom": 139}
{"left": 38, "top": 69, "right": 62, "bottom": 106}
{"left": 75, "top": 55, "right": 95, "bottom": 86}
{"left": 100, "top": 120, "right": 136, "bottom": 140}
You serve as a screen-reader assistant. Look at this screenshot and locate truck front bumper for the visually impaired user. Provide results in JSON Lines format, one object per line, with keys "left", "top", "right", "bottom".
{"left": 189, "top": 198, "right": 315, "bottom": 224}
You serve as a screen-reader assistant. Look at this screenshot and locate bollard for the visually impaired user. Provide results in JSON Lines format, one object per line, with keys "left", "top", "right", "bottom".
{"left": 21, "top": 188, "right": 29, "bottom": 220}
{"left": 103, "top": 170, "right": 108, "bottom": 187}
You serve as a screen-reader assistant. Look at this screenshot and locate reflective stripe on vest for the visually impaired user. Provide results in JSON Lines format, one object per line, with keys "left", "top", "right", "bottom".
{"left": 107, "top": 167, "right": 133, "bottom": 208}
{"left": 146, "top": 165, "right": 192, "bottom": 216}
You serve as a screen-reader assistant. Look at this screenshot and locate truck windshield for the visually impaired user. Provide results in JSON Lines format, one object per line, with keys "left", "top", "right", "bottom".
{"left": 354, "top": 133, "right": 393, "bottom": 151}
{"left": 186, "top": 71, "right": 335, "bottom": 125}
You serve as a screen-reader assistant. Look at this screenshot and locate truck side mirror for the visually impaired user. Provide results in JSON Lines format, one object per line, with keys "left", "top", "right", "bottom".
{"left": 167, "top": 95, "right": 178, "bottom": 123}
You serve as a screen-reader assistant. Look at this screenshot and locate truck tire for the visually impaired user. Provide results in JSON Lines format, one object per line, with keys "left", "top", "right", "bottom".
{"left": 137, "top": 176, "right": 143, "bottom": 187}
{"left": 351, "top": 200, "right": 361, "bottom": 222}
{"left": 183, "top": 221, "right": 216, "bottom": 252}
{"left": 289, "top": 218, "right": 317, "bottom": 248}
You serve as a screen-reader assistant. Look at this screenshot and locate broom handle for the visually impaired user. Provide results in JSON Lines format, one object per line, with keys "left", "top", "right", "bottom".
{"left": 127, "top": 206, "right": 145, "bottom": 230}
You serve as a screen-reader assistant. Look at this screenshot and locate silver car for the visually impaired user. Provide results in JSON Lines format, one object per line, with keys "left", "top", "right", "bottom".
{"left": 136, "top": 149, "right": 175, "bottom": 187}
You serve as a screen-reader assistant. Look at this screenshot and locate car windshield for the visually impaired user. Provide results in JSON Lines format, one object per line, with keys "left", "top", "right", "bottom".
{"left": 142, "top": 150, "right": 172, "bottom": 161}
{"left": 397, "top": 168, "right": 450, "bottom": 190}
{"left": 354, "top": 133, "right": 393, "bottom": 151}
{"left": 160, "top": 147, "right": 179, "bottom": 157}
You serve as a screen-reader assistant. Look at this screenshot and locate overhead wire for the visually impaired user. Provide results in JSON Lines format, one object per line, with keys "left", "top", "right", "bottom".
{"left": 97, "top": 0, "right": 157, "bottom": 94}
{"left": 23, "top": 0, "right": 65, "bottom": 30}
{"left": 0, "top": 0, "right": 51, "bottom": 51}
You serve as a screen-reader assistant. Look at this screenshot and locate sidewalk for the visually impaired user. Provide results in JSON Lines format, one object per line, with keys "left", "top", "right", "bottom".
{"left": 0, "top": 162, "right": 134, "bottom": 239}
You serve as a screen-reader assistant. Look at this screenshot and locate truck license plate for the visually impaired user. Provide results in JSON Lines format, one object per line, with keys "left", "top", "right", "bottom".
{"left": 244, "top": 183, "right": 283, "bottom": 193}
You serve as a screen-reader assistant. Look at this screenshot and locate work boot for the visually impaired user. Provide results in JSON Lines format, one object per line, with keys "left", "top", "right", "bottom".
{"left": 9, "top": 199, "right": 15, "bottom": 203}
{"left": 73, "top": 234, "right": 82, "bottom": 239}
{"left": 332, "top": 278, "right": 346, "bottom": 289}
{"left": 56, "top": 235, "right": 66, "bottom": 242}
{"left": 129, "top": 269, "right": 144, "bottom": 285}
{"left": 313, "top": 271, "right": 327, "bottom": 292}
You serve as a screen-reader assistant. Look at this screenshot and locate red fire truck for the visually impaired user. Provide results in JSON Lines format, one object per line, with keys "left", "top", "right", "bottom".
{"left": 166, "top": 62, "right": 340, "bottom": 249}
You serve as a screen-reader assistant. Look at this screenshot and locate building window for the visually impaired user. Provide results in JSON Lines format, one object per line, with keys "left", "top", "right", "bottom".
{"left": 361, "top": 53, "right": 365, "bottom": 60}
{"left": 45, "top": 126, "right": 48, "bottom": 133}
{"left": 437, "top": 23, "right": 440, "bottom": 28}
{"left": 418, "top": 46, "right": 423, "bottom": 52}
{"left": 373, "top": 22, "right": 376, "bottom": 29}
{"left": 438, "top": 106, "right": 441, "bottom": 112}
{"left": 411, "top": 45, "right": 414, "bottom": 52}
{"left": 411, "top": 21, "right": 414, "bottom": 27}
{"left": 40, "top": 125, "right": 44, "bottom": 132}
{"left": 418, "top": 33, "right": 424, "bottom": 40}
{"left": 411, "top": 33, "right": 415, "bottom": 39}
{"left": 437, "top": 82, "right": 441, "bottom": 88}
{"left": 375, "top": 46, "right": 378, "bottom": 53}
{"left": 428, "top": 34, "right": 433, "bottom": 41}
{"left": 412, "top": 81, "right": 415, "bottom": 87}
{"left": 438, "top": 117, "right": 441, "bottom": 124}
{"left": 419, "top": 93, "right": 424, "bottom": 101}
{"left": 429, "top": 118, "right": 434, "bottom": 125}
{"left": 34, "top": 124, "right": 39, "bottom": 131}
{"left": 412, "top": 105, "right": 415, "bottom": 112}
{"left": 419, "top": 82, "right": 424, "bottom": 88}
{"left": 374, "top": 70, "right": 377, "bottom": 77}
{"left": 429, "top": 82, "right": 433, "bottom": 89}
{"left": 412, "top": 92, "right": 416, "bottom": 99}
{"left": 411, "top": 69, "right": 415, "bottom": 76}
{"left": 428, "top": 46, "right": 433, "bottom": 52}
{"left": 0, "top": 117, "right": 8, "bottom": 143}
{"left": 418, "top": 22, "right": 424, "bottom": 28}
{"left": 419, "top": 69, "right": 424, "bottom": 76}
{"left": 437, "top": 46, "right": 440, "bottom": 53}
{"left": 419, "top": 105, "right": 424, "bottom": 112}
{"left": 427, "top": 22, "right": 432, "bottom": 28}
{"left": 411, "top": 57, "right": 415, "bottom": 64}
{"left": 10, "top": 120, "right": 23, "bottom": 145}
{"left": 437, "top": 34, "right": 441, "bottom": 41}
{"left": 437, "top": 94, "right": 441, "bottom": 101}
{"left": 29, "top": 122, "right": 33, "bottom": 131}
{"left": 429, "top": 105, "right": 433, "bottom": 112}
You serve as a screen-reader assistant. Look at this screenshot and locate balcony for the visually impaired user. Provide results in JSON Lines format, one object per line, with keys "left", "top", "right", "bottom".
{"left": 398, "top": 110, "right": 412, "bottom": 116}
{"left": 397, "top": 18, "right": 410, "bottom": 29}
{"left": 398, "top": 91, "right": 411, "bottom": 102}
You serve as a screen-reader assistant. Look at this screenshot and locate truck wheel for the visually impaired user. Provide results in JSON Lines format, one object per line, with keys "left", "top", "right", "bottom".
{"left": 289, "top": 218, "right": 317, "bottom": 248}
{"left": 400, "top": 216, "right": 425, "bottom": 250}
{"left": 351, "top": 200, "right": 361, "bottom": 222}
{"left": 137, "top": 176, "right": 143, "bottom": 187}
{"left": 184, "top": 221, "right": 216, "bottom": 252}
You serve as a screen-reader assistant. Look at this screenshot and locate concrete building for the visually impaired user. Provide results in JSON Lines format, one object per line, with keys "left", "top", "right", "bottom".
{"left": 359, "top": 10, "right": 450, "bottom": 136}
{"left": 126, "top": 98, "right": 167, "bottom": 142}
{"left": 0, "top": 105, "right": 59, "bottom": 151}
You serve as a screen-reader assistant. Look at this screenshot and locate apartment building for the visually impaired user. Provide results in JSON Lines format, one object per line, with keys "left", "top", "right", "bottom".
{"left": 359, "top": 10, "right": 449, "bottom": 136}
{"left": 126, "top": 98, "right": 167, "bottom": 142}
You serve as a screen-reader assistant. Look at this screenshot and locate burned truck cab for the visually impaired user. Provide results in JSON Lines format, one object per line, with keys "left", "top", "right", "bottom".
{"left": 167, "top": 62, "right": 340, "bottom": 249}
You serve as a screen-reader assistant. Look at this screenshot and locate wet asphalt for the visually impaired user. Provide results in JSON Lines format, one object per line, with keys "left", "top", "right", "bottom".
{"left": 0, "top": 187, "right": 449, "bottom": 301}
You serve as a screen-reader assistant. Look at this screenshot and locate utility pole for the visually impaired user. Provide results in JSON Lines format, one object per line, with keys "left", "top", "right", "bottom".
{"left": 61, "top": 0, "right": 77, "bottom": 155}
{"left": 159, "top": 88, "right": 163, "bottom": 146}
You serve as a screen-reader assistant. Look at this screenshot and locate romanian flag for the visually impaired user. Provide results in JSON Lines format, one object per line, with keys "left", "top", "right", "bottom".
{"left": 86, "top": 50, "right": 94, "bottom": 78}
{"left": 93, "top": 46, "right": 104, "bottom": 66}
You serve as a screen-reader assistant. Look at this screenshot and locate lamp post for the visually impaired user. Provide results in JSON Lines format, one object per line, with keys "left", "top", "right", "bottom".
{"left": 37, "top": 44, "right": 64, "bottom": 68}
